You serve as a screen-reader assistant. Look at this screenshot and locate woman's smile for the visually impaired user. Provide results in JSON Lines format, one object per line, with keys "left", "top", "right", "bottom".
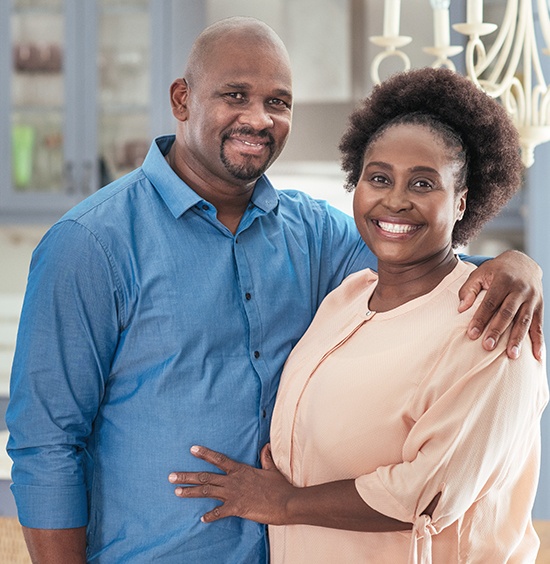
{"left": 372, "top": 218, "right": 423, "bottom": 236}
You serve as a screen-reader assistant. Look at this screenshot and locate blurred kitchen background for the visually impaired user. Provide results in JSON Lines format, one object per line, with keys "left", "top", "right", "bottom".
{"left": 0, "top": 0, "right": 549, "bottom": 544}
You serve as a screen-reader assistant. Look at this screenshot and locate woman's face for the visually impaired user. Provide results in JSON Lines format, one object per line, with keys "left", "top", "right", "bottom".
{"left": 353, "top": 123, "right": 467, "bottom": 269}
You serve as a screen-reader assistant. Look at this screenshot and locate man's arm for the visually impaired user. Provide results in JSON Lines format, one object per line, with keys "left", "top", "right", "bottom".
{"left": 459, "top": 250, "right": 544, "bottom": 360}
{"left": 22, "top": 528, "right": 86, "bottom": 564}
{"left": 323, "top": 203, "right": 543, "bottom": 360}
{"left": 7, "top": 221, "right": 120, "bottom": 557}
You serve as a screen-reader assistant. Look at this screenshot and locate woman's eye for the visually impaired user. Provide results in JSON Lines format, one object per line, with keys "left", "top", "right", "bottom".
{"left": 412, "top": 180, "right": 434, "bottom": 191}
{"left": 371, "top": 174, "right": 389, "bottom": 185}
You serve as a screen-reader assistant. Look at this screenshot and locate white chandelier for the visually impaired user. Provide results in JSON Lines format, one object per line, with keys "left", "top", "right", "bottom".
{"left": 370, "top": 0, "right": 550, "bottom": 167}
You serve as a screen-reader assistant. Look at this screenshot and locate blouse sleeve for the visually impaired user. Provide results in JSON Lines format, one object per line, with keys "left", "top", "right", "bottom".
{"left": 355, "top": 332, "right": 548, "bottom": 534}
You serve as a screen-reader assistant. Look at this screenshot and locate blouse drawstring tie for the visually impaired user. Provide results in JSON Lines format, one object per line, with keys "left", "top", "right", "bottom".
{"left": 408, "top": 514, "right": 437, "bottom": 564}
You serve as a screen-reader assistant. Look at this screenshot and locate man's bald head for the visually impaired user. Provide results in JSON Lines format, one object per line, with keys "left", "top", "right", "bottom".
{"left": 184, "top": 17, "right": 291, "bottom": 86}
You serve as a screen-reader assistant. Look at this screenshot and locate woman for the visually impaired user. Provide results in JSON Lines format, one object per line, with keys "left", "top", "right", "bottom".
{"left": 169, "top": 68, "right": 549, "bottom": 563}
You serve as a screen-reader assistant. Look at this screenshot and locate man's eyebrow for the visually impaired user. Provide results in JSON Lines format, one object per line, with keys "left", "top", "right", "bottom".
{"left": 221, "top": 83, "right": 292, "bottom": 99}
{"left": 273, "top": 88, "right": 292, "bottom": 99}
{"left": 223, "top": 82, "right": 250, "bottom": 90}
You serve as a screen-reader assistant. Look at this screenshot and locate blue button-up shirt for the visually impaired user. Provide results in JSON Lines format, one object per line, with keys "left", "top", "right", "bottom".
{"left": 7, "top": 135, "right": 376, "bottom": 562}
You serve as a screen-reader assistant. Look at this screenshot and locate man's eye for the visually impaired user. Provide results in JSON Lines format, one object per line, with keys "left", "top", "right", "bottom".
{"left": 226, "top": 92, "right": 245, "bottom": 100}
{"left": 270, "top": 98, "right": 291, "bottom": 109}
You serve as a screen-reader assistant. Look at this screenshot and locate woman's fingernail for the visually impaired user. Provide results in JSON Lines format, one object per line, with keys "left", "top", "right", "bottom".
{"left": 485, "top": 337, "right": 496, "bottom": 350}
{"left": 169, "top": 473, "right": 177, "bottom": 483}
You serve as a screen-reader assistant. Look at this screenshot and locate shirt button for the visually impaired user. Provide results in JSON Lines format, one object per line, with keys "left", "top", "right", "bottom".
{"left": 245, "top": 292, "right": 252, "bottom": 300}
{"left": 254, "top": 351, "right": 260, "bottom": 359}
{"left": 202, "top": 204, "right": 209, "bottom": 211}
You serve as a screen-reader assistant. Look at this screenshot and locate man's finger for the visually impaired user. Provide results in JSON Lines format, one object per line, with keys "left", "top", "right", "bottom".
{"left": 528, "top": 306, "right": 544, "bottom": 361}
{"left": 458, "top": 286, "right": 482, "bottom": 313}
{"left": 504, "top": 303, "right": 533, "bottom": 359}
{"left": 466, "top": 292, "right": 505, "bottom": 341}
{"left": 476, "top": 294, "right": 519, "bottom": 350}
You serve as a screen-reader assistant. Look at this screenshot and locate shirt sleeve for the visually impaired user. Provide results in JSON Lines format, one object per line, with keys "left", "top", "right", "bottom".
{"left": 457, "top": 253, "right": 491, "bottom": 266}
{"left": 354, "top": 332, "right": 548, "bottom": 533}
{"left": 318, "top": 202, "right": 377, "bottom": 297}
{"left": 6, "top": 220, "right": 122, "bottom": 528}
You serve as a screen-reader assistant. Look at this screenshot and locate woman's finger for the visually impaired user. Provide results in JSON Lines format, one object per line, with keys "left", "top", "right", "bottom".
{"left": 168, "top": 471, "right": 224, "bottom": 485}
{"left": 190, "top": 445, "right": 239, "bottom": 473}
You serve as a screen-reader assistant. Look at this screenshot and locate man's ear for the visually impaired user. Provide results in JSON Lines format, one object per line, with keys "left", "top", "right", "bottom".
{"left": 170, "top": 78, "right": 190, "bottom": 121}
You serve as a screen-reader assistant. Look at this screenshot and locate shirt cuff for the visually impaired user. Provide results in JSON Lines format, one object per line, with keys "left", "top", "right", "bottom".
{"left": 355, "top": 471, "right": 413, "bottom": 524}
{"left": 11, "top": 483, "right": 88, "bottom": 529}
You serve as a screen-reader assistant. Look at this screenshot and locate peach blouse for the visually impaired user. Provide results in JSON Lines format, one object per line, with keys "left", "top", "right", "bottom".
{"left": 269, "top": 260, "right": 548, "bottom": 563}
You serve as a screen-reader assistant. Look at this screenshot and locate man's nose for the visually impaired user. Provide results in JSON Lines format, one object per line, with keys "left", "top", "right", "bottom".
{"left": 238, "top": 102, "right": 274, "bottom": 130}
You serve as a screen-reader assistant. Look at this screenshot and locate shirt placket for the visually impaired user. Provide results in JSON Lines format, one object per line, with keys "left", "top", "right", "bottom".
{"left": 233, "top": 208, "right": 273, "bottom": 462}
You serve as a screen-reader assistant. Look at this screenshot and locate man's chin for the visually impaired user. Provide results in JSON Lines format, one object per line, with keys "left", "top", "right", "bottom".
{"left": 223, "top": 160, "right": 271, "bottom": 182}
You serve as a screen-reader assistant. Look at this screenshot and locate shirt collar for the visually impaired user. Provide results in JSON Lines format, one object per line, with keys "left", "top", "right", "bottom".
{"left": 142, "top": 135, "right": 280, "bottom": 219}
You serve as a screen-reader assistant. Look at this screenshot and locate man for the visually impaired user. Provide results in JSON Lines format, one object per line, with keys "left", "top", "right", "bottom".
{"left": 7, "top": 17, "right": 543, "bottom": 563}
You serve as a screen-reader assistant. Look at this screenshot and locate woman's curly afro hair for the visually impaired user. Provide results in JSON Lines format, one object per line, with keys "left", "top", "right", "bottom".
{"left": 339, "top": 67, "right": 523, "bottom": 247}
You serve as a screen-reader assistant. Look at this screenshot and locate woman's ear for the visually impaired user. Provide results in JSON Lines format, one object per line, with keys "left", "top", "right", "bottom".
{"left": 169, "top": 78, "right": 190, "bottom": 121}
{"left": 456, "top": 188, "right": 468, "bottom": 221}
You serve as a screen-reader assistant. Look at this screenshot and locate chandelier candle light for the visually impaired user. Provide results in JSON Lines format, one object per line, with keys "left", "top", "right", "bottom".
{"left": 370, "top": 0, "right": 550, "bottom": 167}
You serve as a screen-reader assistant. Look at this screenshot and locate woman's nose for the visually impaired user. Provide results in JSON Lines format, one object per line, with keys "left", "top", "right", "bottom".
{"left": 382, "top": 185, "right": 413, "bottom": 212}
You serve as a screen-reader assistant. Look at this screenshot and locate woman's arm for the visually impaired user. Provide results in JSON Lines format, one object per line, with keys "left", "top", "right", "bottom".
{"left": 169, "top": 444, "right": 414, "bottom": 531}
{"left": 170, "top": 332, "right": 546, "bottom": 533}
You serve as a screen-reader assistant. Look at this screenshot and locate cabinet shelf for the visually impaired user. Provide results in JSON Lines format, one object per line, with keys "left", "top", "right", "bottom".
{"left": 100, "top": 104, "right": 149, "bottom": 115}
{"left": 12, "top": 105, "right": 64, "bottom": 114}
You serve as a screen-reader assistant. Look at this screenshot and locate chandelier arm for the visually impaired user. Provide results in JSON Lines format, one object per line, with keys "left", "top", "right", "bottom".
{"left": 523, "top": 1, "right": 534, "bottom": 125}
{"left": 475, "top": 0, "right": 517, "bottom": 77}
{"left": 533, "top": 85, "right": 546, "bottom": 125}
{"left": 528, "top": 9, "right": 548, "bottom": 91}
{"left": 537, "top": 0, "right": 550, "bottom": 50}
{"left": 431, "top": 58, "right": 456, "bottom": 70}
{"left": 485, "top": 1, "right": 527, "bottom": 100}
{"left": 484, "top": 1, "right": 521, "bottom": 85}
{"left": 503, "top": 77, "right": 526, "bottom": 124}
{"left": 370, "top": 49, "right": 411, "bottom": 85}
{"left": 540, "top": 87, "right": 550, "bottom": 125}
{"left": 464, "top": 38, "right": 486, "bottom": 88}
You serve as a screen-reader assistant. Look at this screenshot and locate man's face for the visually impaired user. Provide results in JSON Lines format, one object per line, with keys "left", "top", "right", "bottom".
{"left": 180, "top": 35, "right": 293, "bottom": 188}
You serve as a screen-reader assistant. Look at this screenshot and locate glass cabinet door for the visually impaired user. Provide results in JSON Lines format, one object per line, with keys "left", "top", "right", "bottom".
{"left": 0, "top": 0, "right": 199, "bottom": 221}
{"left": 10, "top": 0, "right": 66, "bottom": 196}
{"left": 98, "top": 0, "right": 151, "bottom": 183}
